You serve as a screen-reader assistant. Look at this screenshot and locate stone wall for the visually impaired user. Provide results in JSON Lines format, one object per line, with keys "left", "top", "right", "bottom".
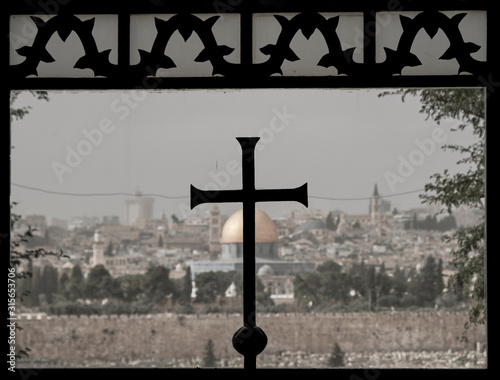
{"left": 15, "top": 311, "right": 486, "bottom": 365}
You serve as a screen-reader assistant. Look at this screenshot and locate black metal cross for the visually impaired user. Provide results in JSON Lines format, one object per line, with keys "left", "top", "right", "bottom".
{"left": 190, "top": 137, "right": 308, "bottom": 370}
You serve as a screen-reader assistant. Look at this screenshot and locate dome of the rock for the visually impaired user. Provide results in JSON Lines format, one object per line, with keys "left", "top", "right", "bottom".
{"left": 220, "top": 208, "right": 279, "bottom": 260}
{"left": 220, "top": 208, "right": 278, "bottom": 244}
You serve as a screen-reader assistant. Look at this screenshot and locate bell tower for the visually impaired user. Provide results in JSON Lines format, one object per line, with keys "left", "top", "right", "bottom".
{"left": 370, "top": 183, "right": 381, "bottom": 225}
{"left": 209, "top": 204, "right": 221, "bottom": 255}
{"left": 92, "top": 229, "right": 105, "bottom": 266}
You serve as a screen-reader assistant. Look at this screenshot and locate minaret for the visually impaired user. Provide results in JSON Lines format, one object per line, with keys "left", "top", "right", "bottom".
{"left": 92, "top": 229, "right": 105, "bottom": 266}
{"left": 370, "top": 183, "right": 381, "bottom": 225}
{"left": 209, "top": 204, "right": 221, "bottom": 255}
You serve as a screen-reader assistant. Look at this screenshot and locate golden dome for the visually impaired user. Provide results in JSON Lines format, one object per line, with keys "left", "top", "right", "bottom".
{"left": 221, "top": 208, "right": 278, "bottom": 244}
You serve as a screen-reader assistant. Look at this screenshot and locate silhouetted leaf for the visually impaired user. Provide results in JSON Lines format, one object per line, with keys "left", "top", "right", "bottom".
{"left": 218, "top": 45, "right": 234, "bottom": 57}
{"left": 399, "top": 15, "right": 413, "bottom": 31}
{"left": 53, "top": 14, "right": 79, "bottom": 42}
{"left": 195, "top": 45, "right": 234, "bottom": 62}
{"left": 342, "top": 47, "right": 356, "bottom": 64}
{"left": 178, "top": 24, "right": 193, "bottom": 42}
{"left": 465, "top": 42, "right": 481, "bottom": 54}
{"left": 260, "top": 44, "right": 275, "bottom": 56}
{"left": 423, "top": 23, "right": 440, "bottom": 39}
{"left": 82, "top": 18, "right": 96, "bottom": 34}
{"left": 16, "top": 46, "right": 32, "bottom": 57}
{"left": 30, "top": 16, "right": 46, "bottom": 29}
{"left": 301, "top": 24, "right": 316, "bottom": 40}
{"left": 158, "top": 54, "right": 176, "bottom": 69}
{"left": 326, "top": 16, "right": 340, "bottom": 30}
{"left": 73, "top": 54, "right": 90, "bottom": 69}
{"left": 16, "top": 46, "right": 54, "bottom": 63}
{"left": 440, "top": 42, "right": 480, "bottom": 60}
{"left": 318, "top": 53, "right": 334, "bottom": 68}
{"left": 440, "top": 45, "right": 456, "bottom": 60}
{"left": 450, "top": 13, "right": 467, "bottom": 27}
{"left": 274, "top": 15, "right": 289, "bottom": 29}
{"left": 154, "top": 17, "right": 168, "bottom": 32}
{"left": 195, "top": 48, "right": 210, "bottom": 62}
{"left": 422, "top": 12, "right": 441, "bottom": 39}
{"left": 204, "top": 15, "right": 220, "bottom": 30}
{"left": 284, "top": 47, "right": 300, "bottom": 62}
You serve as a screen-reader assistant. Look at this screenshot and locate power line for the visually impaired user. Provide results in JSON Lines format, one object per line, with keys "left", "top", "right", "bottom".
{"left": 11, "top": 182, "right": 424, "bottom": 202}
{"left": 309, "top": 189, "right": 425, "bottom": 201}
{"left": 11, "top": 183, "right": 188, "bottom": 200}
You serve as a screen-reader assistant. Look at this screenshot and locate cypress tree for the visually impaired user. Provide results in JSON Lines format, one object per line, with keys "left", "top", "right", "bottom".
{"left": 415, "top": 256, "right": 439, "bottom": 306}
{"left": 328, "top": 343, "right": 345, "bottom": 367}
{"left": 59, "top": 272, "right": 69, "bottom": 299}
{"left": 203, "top": 339, "right": 217, "bottom": 367}
{"left": 180, "top": 266, "right": 192, "bottom": 305}
{"left": 435, "top": 258, "right": 445, "bottom": 296}
{"left": 30, "top": 266, "right": 42, "bottom": 306}
{"left": 105, "top": 241, "right": 114, "bottom": 256}
{"left": 71, "top": 264, "right": 84, "bottom": 281}
{"left": 43, "top": 264, "right": 59, "bottom": 304}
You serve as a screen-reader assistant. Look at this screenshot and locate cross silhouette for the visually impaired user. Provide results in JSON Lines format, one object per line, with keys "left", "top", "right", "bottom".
{"left": 190, "top": 137, "right": 308, "bottom": 369}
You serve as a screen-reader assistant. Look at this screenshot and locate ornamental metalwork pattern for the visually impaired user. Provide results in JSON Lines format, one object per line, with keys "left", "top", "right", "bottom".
{"left": 9, "top": 11, "right": 488, "bottom": 79}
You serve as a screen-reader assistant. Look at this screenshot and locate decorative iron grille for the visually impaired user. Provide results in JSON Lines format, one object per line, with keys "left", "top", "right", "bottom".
{"left": 7, "top": 0, "right": 494, "bottom": 89}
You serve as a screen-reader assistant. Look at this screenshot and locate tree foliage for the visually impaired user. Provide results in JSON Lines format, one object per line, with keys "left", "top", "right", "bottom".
{"left": 10, "top": 91, "right": 49, "bottom": 123}
{"left": 116, "top": 274, "right": 144, "bottom": 303}
{"left": 326, "top": 212, "right": 339, "bottom": 231}
{"left": 194, "top": 270, "right": 241, "bottom": 303}
{"left": 142, "top": 265, "right": 177, "bottom": 305}
{"left": 83, "top": 264, "right": 118, "bottom": 301}
{"left": 294, "top": 258, "right": 444, "bottom": 311}
{"left": 328, "top": 343, "right": 345, "bottom": 367}
{"left": 180, "top": 266, "right": 192, "bottom": 305}
{"left": 9, "top": 91, "right": 68, "bottom": 358}
{"left": 202, "top": 339, "right": 217, "bottom": 367}
{"left": 411, "top": 256, "right": 445, "bottom": 307}
{"left": 10, "top": 92, "right": 60, "bottom": 283}
{"left": 380, "top": 89, "right": 485, "bottom": 332}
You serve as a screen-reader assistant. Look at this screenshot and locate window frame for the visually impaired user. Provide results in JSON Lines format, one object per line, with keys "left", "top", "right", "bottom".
{"left": 5, "top": 0, "right": 495, "bottom": 378}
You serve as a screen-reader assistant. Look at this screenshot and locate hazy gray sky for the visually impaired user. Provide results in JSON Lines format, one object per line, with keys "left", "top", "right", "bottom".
{"left": 10, "top": 89, "right": 475, "bottom": 223}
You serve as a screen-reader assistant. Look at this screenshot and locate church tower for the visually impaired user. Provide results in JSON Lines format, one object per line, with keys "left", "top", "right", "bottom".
{"left": 92, "top": 229, "right": 105, "bottom": 266}
{"left": 370, "top": 183, "right": 381, "bottom": 225}
{"left": 209, "top": 204, "right": 221, "bottom": 256}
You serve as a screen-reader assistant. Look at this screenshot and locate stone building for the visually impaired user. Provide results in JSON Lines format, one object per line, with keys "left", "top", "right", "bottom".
{"left": 208, "top": 204, "right": 221, "bottom": 255}
{"left": 190, "top": 207, "right": 316, "bottom": 298}
{"left": 90, "top": 228, "right": 148, "bottom": 276}
{"left": 125, "top": 190, "right": 154, "bottom": 225}
{"left": 220, "top": 208, "right": 279, "bottom": 260}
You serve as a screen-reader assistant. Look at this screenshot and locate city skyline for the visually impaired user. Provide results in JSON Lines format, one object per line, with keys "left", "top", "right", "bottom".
{"left": 10, "top": 89, "right": 476, "bottom": 223}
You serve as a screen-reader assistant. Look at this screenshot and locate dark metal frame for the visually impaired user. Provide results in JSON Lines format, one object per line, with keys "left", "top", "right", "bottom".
{"left": 4, "top": 0, "right": 496, "bottom": 378}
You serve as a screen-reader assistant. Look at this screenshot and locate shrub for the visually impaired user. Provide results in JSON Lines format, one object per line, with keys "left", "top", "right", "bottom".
{"left": 378, "top": 294, "right": 401, "bottom": 308}
{"left": 328, "top": 343, "right": 345, "bottom": 367}
{"left": 400, "top": 294, "right": 418, "bottom": 308}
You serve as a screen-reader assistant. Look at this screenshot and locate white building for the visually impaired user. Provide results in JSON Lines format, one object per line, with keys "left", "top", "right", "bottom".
{"left": 125, "top": 190, "right": 154, "bottom": 225}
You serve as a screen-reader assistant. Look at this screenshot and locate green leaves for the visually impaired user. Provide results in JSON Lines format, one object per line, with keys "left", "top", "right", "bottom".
{"left": 142, "top": 265, "right": 177, "bottom": 304}
{"left": 381, "top": 89, "right": 485, "bottom": 332}
{"left": 194, "top": 270, "right": 241, "bottom": 303}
